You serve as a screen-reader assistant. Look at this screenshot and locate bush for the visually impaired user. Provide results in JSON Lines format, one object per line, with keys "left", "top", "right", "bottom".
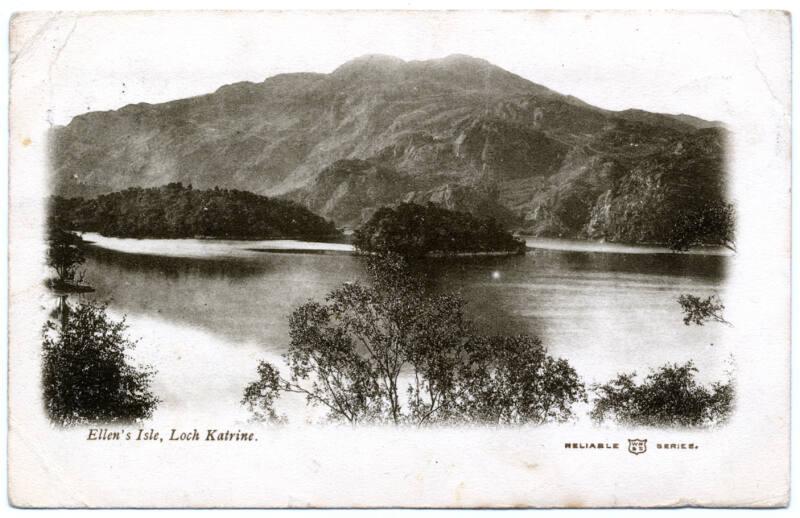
{"left": 42, "top": 301, "right": 159, "bottom": 426}
{"left": 589, "top": 361, "right": 733, "bottom": 427}
{"left": 242, "top": 253, "right": 585, "bottom": 425}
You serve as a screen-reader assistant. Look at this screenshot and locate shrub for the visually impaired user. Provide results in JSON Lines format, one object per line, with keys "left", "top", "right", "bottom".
{"left": 42, "top": 301, "right": 159, "bottom": 426}
{"left": 589, "top": 361, "right": 733, "bottom": 427}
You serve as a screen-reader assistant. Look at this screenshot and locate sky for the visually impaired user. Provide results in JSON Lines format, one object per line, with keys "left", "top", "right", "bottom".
{"left": 9, "top": 10, "right": 789, "bottom": 126}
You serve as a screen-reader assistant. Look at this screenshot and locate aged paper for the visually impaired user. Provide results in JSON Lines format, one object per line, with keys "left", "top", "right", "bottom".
{"left": 7, "top": 10, "right": 790, "bottom": 508}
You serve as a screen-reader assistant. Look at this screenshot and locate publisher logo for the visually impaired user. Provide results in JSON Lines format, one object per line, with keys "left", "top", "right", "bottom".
{"left": 628, "top": 438, "right": 647, "bottom": 455}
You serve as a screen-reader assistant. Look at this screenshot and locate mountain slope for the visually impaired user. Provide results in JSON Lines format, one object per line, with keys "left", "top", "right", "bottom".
{"left": 50, "top": 54, "right": 729, "bottom": 243}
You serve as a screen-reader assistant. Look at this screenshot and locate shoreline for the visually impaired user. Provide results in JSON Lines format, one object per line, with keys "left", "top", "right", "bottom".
{"left": 77, "top": 231, "right": 731, "bottom": 259}
{"left": 523, "top": 237, "right": 733, "bottom": 257}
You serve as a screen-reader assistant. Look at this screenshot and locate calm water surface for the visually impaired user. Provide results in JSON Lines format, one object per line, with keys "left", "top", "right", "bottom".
{"left": 74, "top": 237, "right": 732, "bottom": 422}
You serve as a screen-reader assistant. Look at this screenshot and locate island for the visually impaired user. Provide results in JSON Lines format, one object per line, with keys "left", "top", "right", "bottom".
{"left": 353, "top": 202, "right": 526, "bottom": 258}
{"left": 49, "top": 183, "right": 339, "bottom": 240}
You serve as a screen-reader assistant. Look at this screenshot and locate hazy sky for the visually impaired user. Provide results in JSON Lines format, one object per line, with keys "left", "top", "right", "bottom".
{"left": 12, "top": 10, "right": 788, "bottom": 126}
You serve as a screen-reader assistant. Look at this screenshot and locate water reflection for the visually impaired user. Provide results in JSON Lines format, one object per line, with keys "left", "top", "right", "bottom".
{"left": 72, "top": 240, "right": 733, "bottom": 422}
{"left": 420, "top": 248, "right": 725, "bottom": 282}
{"left": 86, "top": 245, "right": 273, "bottom": 280}
{"left": 49, "top": 294, "right": 71, "bottom": 326}
{"left": 84, "top": 246, "right": 366, "bottom": 347}
{"left": 83, "top": 243, "right": 727, "bottom": 364}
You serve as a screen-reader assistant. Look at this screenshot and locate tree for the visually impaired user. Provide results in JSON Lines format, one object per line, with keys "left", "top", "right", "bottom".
{"left": 455, "top": 335, "right": 586, "bottom": 424}
{"left": 42, "top": 301, "right": 160, "bottom": 426}
{"left": 50, "top": 184, "right": 339, "bottom": 240}
{"left": 240, "top": 362, "right": 287, "bottom": 424}
{"left": 667, "top": 201, "right": 735, "bottom": 252}
{"left": 242, "top": 253, "right": 585, "bottom": 425}
{"left": 353, "top": 202, "right": 525, "bottom": 258}
{"left": 677, "top": 294, "right": 731, "bottom": 326}
{"left": 46, "top": 228, "right": 87, "bottom": 290}
{"left": 589, "top": 361, "right": 734, "bottom": 427}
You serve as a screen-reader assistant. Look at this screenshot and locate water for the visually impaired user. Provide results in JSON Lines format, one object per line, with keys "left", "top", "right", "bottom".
{"left": 523, "top": 236, "right": 732, "bottom": 256}
{"left": 71, "top": 235, "right": 732, "bottom": 423}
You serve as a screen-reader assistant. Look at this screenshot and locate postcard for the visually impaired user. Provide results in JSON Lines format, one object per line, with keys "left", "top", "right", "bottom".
{"left": 7, "top": 9, "right": 791, "bottom": 507}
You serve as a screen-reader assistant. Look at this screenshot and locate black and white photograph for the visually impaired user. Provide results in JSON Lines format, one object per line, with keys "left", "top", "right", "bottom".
{"left": 6, "top": 7, "right": 792, "bottom": 508}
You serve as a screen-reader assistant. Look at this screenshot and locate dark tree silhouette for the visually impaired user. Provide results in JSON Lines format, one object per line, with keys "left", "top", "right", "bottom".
{"left": 42, "top": 301, "right": 159, "bottom": 426}
{"left": 667, "top": 201, "right": 735, "bottom": 252}
{"left": 50, "top": 183, "right": 339, "bottom": 240}
{"left": 46, "top": 228, "right": 88, "bottom": 291}
{"left": 353, "top": 202, "right": 525, "bottom": 258}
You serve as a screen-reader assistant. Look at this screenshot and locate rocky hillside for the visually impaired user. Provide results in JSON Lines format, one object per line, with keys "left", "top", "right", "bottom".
{"left": 50, "top": 54, "right": 728, "bottom": 242}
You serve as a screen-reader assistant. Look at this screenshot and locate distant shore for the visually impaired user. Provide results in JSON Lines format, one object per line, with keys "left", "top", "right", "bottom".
{"left": 523, "top": 237, "right": 733, "bottom": 257}
{"left": 79, "top": 232, "right": 353, "bottom": 259}
{"left": 78, "top": 232, "right": 731, "bottom": 259}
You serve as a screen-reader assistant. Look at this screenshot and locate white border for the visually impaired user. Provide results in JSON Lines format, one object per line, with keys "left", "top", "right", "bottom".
{"left": 3, "top": 1, "right": 796, "bottom": 515}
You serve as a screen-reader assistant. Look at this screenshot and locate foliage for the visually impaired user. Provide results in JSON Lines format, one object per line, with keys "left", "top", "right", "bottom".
{"left": 353, "top": 202, "right": 525, "bottom": 258}
{"left": 50, "top": 183, "right": 339, "bottom": 239}
{"left": 454, "top": 335, "right": 586, "bottom": 424}
{"left": 667, "top": 202, "right": 735, "bottom": 252}
{"left": 589, "top": 361, "right": 734, "bottom": 427}
{"left": 594, "top": 126, "right": 733, "bottom": 248}
{"left": 678, "top": 294, "right": 731, "bottom": 326}
{"left": 242, "top": 253, "right": 585, "bottom": 425}
{"left": 46, "top": 228, "right": 86, "bottom": 288}
{"left": 240, "top": 362, "right": 287, "bottom": 424}
{"left": 42, "top": 301, "right": 159, "bottom": 426}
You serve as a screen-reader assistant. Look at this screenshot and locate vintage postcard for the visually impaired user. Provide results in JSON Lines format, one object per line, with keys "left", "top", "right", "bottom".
{"left": 7, "top": 10, "right": 791, "bottom": 507}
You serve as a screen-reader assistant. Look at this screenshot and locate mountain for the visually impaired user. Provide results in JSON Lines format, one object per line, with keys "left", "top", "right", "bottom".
{"left": 49, "top": 54, "right": 729, "bottom": 243}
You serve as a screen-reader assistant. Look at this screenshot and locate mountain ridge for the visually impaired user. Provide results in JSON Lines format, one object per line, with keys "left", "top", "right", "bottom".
{"left": 50, "top": 54, "right": 729, "bottom": 243}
